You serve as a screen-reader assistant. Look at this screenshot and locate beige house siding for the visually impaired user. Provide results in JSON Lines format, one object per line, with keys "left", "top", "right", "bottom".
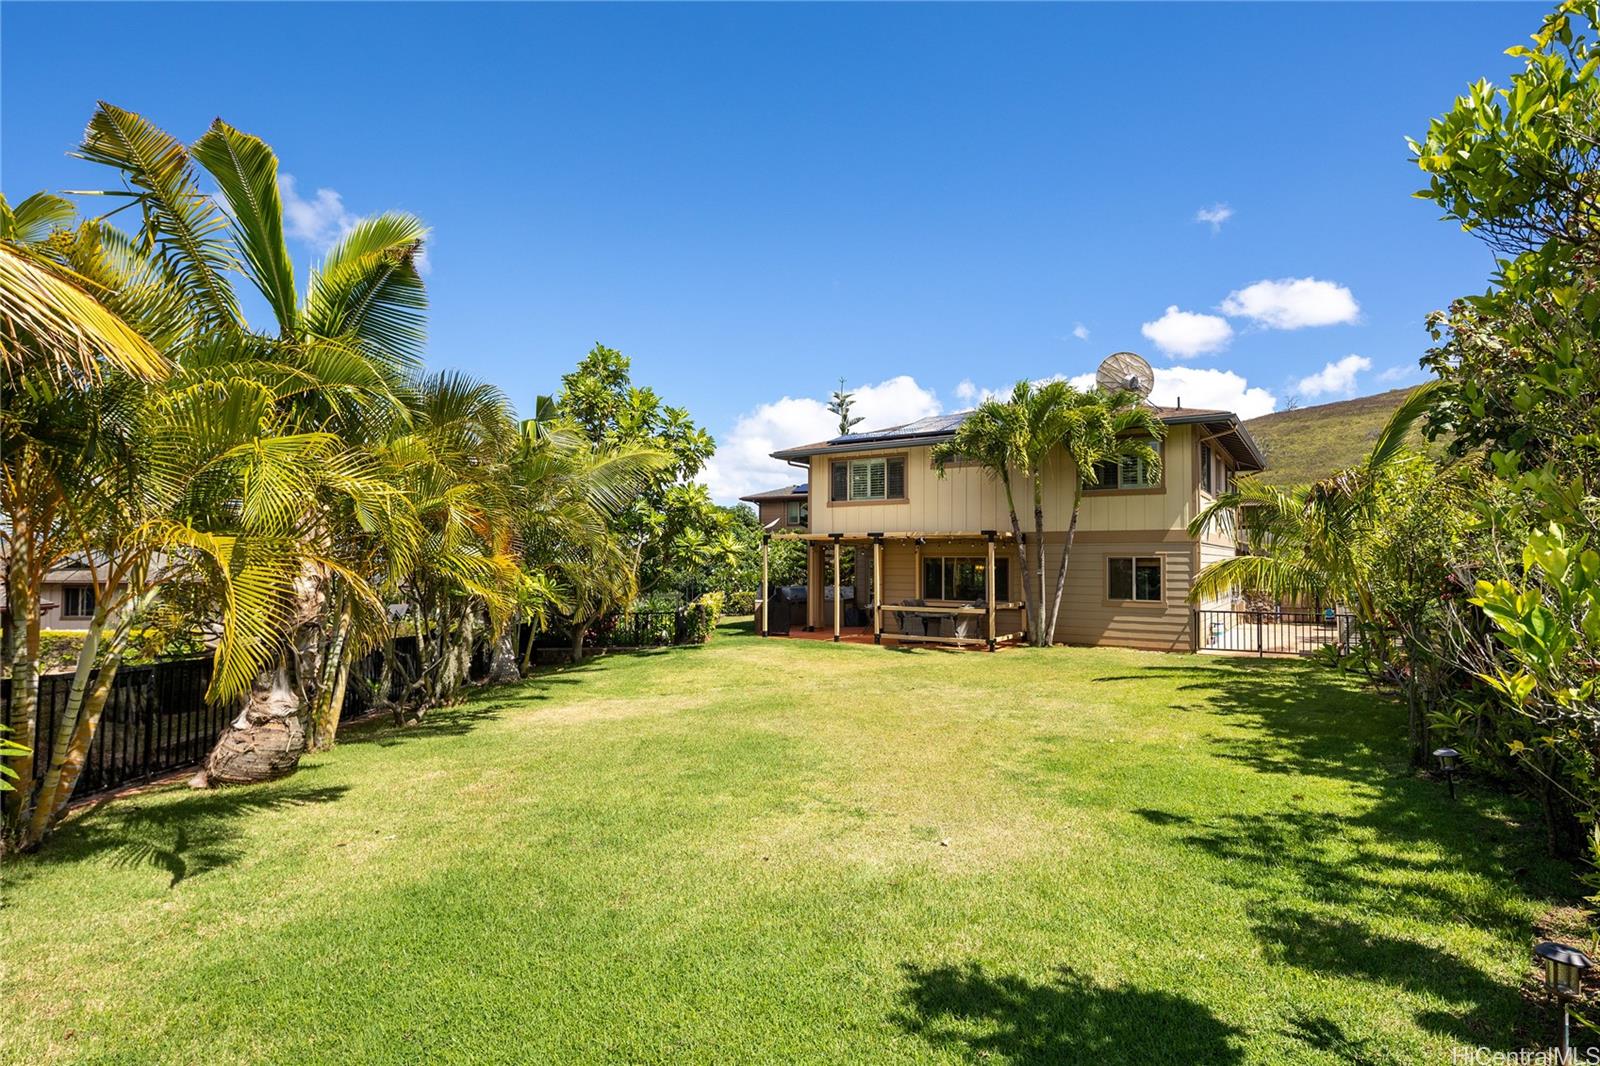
{"left": 1039, "top": 532, "right": 1195, "bottom": 652}
{"left": 809, "top": 425, "right": 1201, "bottom": 538}
{"left": 1194, "top": 540, "right": 1239, "bottom": 613}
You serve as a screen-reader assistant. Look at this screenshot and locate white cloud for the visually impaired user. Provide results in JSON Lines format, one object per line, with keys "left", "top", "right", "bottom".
{"left": 1140, "top": 305, "right": 1234, "bottom": 359}
{"left": 1294, "top": 354, "right": 1372, "bottom": 398}
{"left": 1220, "top": 277, "right": 1359, "bottom": 329}
{"left": 1195, "top": 203, "right": 1233, "bottom": 234}
{"left": 280, "top": 173, "right": 356, "bottom": 251}
{"left": 701, "top": 375, "right": 941, "bottom": 503}
{"left": 1377, "top": 363, "right": 1420, "bottom": 385}
{"left": 1148, "top": 366, "right": 1277, "bottom": 419}
{"left": 954, "top": 379, "right": 979, "bottom": 404}
{"left": 1072, "top": 322, "right": 1090, "bottom": 341}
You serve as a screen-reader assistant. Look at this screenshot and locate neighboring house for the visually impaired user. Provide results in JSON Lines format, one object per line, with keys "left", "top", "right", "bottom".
{"left": 38, "top": 564, "right": 105, "bottom": 631}
{"left": 740, "top": 483, "right": 810, "bottom": 531}
{"left": 758, "top": 398, "right": 1263, "bottom": 652}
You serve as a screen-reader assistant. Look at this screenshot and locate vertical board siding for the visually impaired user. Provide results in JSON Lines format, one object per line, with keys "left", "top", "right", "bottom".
{"left": 809, "top": 426, "right": 1199, "bottom": 538}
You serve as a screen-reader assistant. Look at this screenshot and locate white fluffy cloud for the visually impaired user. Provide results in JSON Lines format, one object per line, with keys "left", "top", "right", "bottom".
{"left": 701, "top": 375, "right": 942, "bottom": 503}
{"left": 1220, "top": 277, "right": 1359, "bottom": 329}
{"left": 1072, "top": 322, "right": 1090, "bottom": 341}
{"left": 280, "top": 174, "right": 356, "bottom": 251}
{"left": 1148, "top": 366, "right": 1277, "bottom": 419}
{"left": 1140, "top": 305, "right": 1234, "bottom": 358}
{"left": 1195, "top": 203, "right": 1233, "bottom": 233}
{"left": 1294, "top": 354, "right": 1372, "bottom": 398}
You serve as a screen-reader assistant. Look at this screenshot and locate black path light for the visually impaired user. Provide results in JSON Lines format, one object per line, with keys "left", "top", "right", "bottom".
{"left": 1535, "top": 941, "right": 1592, "bottom": 1062}
{"left": 1433, "top": 747, "right": 1461, "bottom": 800}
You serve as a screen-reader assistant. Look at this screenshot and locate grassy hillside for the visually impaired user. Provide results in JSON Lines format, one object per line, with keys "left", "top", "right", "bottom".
{"left": 1244, "top": 387, "right": 1429, "bottom": 485}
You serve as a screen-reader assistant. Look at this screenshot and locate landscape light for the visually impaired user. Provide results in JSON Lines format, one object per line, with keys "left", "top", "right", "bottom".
{"left": 1534, "top": 941, "right": 1591, "bottom": 1062}
{"left": 1433, "top": 747, "right": 1461, "bottom": 800}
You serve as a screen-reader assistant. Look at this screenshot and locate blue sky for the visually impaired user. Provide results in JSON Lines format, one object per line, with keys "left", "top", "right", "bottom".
{"left": 2, "top": 2, "right": 1533, "bottom": 500}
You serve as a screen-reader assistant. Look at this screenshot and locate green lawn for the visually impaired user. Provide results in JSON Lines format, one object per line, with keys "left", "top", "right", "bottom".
{"left": 2, "top": 620, "right": 1572, "bottom": 1063}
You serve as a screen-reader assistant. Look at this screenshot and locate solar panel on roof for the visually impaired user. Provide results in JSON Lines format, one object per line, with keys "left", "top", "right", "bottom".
{"left": 828, "top": 411, "right": 971, "bottom": 444}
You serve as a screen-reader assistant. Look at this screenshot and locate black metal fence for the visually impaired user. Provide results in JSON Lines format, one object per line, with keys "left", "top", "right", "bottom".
{"left": 4, "top": 608, "right": 711, "bottom": 804}
{"left": 2, "top": 638, "right": 414, "bottom": 804}
{"left": 1195, "top": 608, "right": 1357, "bottom": 657}
{"left": 528, "top": 606, "right": 713, "bottom": 653}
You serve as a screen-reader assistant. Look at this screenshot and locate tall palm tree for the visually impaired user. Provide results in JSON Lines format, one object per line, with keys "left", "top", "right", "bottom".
{"left": 932, "top": 391, "right": 1040, "bottom": 638}
{"left": 70, "top": 103, "right": 431, "bottom": 783}
{"left": 1045, "top": 388, "right": 1165, "bottom": 640}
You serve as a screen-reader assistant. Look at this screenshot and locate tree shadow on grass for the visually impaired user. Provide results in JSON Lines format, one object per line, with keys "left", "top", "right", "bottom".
{"left": 893, "top": 961, "right": 1244, "bottom": 1064}
{"left": 4, "top": 783, "right": 350, "bottom": 891}
{"left": 1101, "top": 658, "right": 1571, "bottom": 1050}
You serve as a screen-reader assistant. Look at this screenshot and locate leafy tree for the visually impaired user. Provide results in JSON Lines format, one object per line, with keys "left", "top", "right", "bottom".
{"left": 555, "top": 344, "right": 722, "bottom": 598}
{"left": 1407, "top": 0, "right": 1600, "bottom": 853}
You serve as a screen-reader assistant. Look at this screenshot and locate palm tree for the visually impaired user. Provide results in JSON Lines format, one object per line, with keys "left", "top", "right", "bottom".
{"left": 497, "top": 418, "right": 670, "bottom": 678}
{"left": 1188, "top": 382, "right": 1441, "bottom": 629}
{"left": 932, "top": 391, "right": 1039, "bottom": 638}
{"left": 70, "top": 103, "right": 431, "bottom": 782}
{"left": 1045, "top": 387, "right": 1165, "bottom": 640}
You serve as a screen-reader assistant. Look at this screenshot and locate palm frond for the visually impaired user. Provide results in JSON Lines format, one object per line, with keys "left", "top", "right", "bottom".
{"left": 74, "top": 102, "right": 241, "bottom": 329}
{"left": 0, "top": 244, "right": 169, "bottom": 381}
{"left": 191, "top": 120, "right": 298, "bottom": 335}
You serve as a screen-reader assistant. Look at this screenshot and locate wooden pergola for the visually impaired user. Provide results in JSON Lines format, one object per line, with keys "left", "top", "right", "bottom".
{"left": 757, "top": 529, "right": 1026, "bottom": 650}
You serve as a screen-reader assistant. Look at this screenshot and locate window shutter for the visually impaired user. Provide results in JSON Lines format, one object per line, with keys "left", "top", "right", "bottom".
{"left": 831, "top": 460, "right": 848, "bottom": 502}
{"left": 887, "top": 456, "right": 906, "bottom": 499}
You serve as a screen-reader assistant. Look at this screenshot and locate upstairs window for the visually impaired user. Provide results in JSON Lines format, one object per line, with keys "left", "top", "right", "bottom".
{"left": 922, "top": 556, "right": 1010, "bottom": 601}
{"left": 63, "top": 584, "right": 96, "bottom": 618}
{"left": 1107, "top": 557, "right": 1163, "bottom": 603}
{"left": 830, "top": 455, "right": 907, "bottom": 502}
{"left": 786, "top": 500, "right": 807, "bottom": 525}
{"left": 1200, "top": 443, "right": 1214, "bottom": 494}
{"left": 1090, "top": 440, "right": 1162, "bottom": 491}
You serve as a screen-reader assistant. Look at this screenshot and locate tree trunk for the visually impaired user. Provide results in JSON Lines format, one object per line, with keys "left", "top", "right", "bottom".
{"left": 1032, "top": 481, "right": 1048, "bottom": 647}
{"left": 999, "top": 474, "right": 1034, "bottom": 648}
{"left": 307, "top": 605, "right": 353, "bottom": 752}
{"left": 1045, "top": 489, "right": 1082, "bottom": 644}
{"left": 488, "top": 624, "right": 520, "bottom": 684}
{"left": 201, "top": 664, "right": 306, "bottom": 786}
{"left": 519, "top": 625, "right": 537, "bottom": 675}
{"left": 32, "top": 649, "right": 125, "bottom": 843}
{"left": 571, "top": 622, "right": 587, "bottom": 663}
{"left": 3, "top": 538, "right": 40, "bottom": 834}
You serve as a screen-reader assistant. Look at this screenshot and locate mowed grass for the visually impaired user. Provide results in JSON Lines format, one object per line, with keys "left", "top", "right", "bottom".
{"left": 2, "top": 620, "right": 1573, "bottom": 1064}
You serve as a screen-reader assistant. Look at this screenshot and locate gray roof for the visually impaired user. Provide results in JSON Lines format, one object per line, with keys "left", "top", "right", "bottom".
{"left": 771, "top": 405, "right": 1266, "bottom": 470}
{"left": 739, "top": 483, "right": 809, "bottom": 502}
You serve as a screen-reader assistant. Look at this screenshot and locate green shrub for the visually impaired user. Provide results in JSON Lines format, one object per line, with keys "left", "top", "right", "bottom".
{"left": 724, "top": 590, "right": 757, "bottom": 615}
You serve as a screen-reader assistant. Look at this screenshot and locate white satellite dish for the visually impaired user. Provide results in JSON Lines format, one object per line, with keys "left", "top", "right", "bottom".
{"left": 1095, "top": 351, "right": 1155, "bottom": 399}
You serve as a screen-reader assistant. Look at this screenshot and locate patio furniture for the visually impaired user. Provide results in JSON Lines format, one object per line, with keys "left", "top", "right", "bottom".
{"left": 898, "top": 598, "right": 933, "bottom": 636}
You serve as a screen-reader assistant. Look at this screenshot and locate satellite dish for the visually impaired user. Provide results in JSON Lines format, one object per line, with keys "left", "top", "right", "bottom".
{"left": 1095, "top": 351, "right": 1154, "bottom": 399}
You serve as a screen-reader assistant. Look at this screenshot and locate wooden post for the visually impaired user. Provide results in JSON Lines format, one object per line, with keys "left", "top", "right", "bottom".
{"left": 831, "top": 535, "right": 842, "bottom": 642}
{"left": 805, "top": 543, "right": 818, "bottom": 631}
{"left": 760, "top": 533, "right": 770, "bottom": 637}
{"left": 985, "top": 530, "right": 997, "bottom": 652}
{"left": 872, "top": 535, "right": 884, "bottom": 644}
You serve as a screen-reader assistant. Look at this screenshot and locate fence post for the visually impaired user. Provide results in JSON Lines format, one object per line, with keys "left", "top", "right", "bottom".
{"left": 1257, "top": 613, "right": 1264, "bottom": 657}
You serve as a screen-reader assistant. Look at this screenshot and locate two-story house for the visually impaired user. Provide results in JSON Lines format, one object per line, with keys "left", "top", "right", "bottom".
{"left": 756, "top": 394, "right": 1263, "bottom": 652}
